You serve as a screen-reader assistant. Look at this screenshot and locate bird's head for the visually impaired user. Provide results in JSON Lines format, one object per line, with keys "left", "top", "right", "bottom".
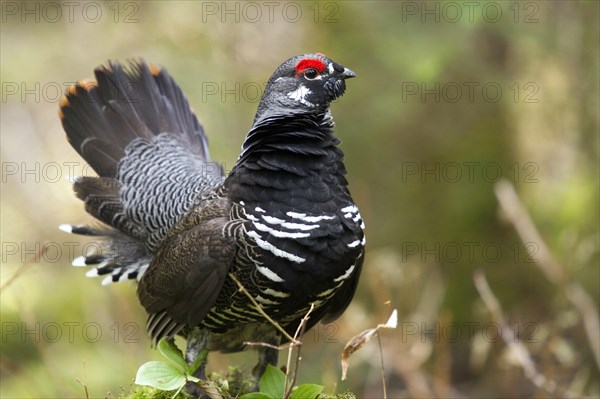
{"left": 254, "top": 53, "right": 356, "bottom": 123}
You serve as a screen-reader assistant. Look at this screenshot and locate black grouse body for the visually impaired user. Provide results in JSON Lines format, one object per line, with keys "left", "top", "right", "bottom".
{"left": 59, "top": 54, "right": 365, "bottom": 384}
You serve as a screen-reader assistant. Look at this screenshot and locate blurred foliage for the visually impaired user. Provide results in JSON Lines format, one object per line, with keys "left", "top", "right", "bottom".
{"left": 1, "top": 1, "right": 598, "bottom": 398}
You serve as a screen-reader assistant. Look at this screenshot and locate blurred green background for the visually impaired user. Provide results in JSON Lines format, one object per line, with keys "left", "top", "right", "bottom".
{"left": 1, "top": 1, "right": 598, "bottom": 398}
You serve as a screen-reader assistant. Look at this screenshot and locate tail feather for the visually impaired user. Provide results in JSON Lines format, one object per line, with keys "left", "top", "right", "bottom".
{"left": 59, "top": 82, "right": 126, "bottom": 177}
{"left": 59, "top": 224, "right": 103, "bottom": 236}
{"left": 72, "top": 254, "right": 106, "bottom": 266}
{"left": 61, "top": 224, "right": 151, "bottom": 285}
{"left": 59, "top": 59, "right": 221, "bottom": 285}
{"left": 73, "top": 176, "right": 144, "bottom": 240}
{"left": 60, "top": 60, "right": 209, "bottom": 177}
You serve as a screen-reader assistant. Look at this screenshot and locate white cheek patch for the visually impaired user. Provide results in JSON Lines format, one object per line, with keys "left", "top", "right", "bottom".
{"left": 328, "top": 63, "right": 335, "bottom": 74}
{"left": 287, "top": 85, "right": 314, "bottom": 107}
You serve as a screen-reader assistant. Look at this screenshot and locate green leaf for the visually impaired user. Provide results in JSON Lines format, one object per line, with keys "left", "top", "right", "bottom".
{"left": 134, "top": 361, "right": 187, "bottom": 391}
{"left": 239, "top": 393, "right": 272, "bottom": 399}
{"left": 188, "top": 347, "right": 209, "bottom": 375}
{"left": 290, "top": 384, "right": 324, "bottom": 399}
{"left": 258, "top": 364, "right": 286, "bottom": 399}
{"left": 157, "top": 338, "right": 188, "bottom": 372}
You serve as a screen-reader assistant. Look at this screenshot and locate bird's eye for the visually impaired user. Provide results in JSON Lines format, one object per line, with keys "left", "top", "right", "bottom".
{"left": 304, "top": 68, "right": 319, "bottom": 80}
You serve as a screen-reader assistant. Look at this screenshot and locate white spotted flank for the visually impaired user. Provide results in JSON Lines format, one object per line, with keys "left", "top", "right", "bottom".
{"left": 246, "top": 230, "right": 305, "bottom": 264}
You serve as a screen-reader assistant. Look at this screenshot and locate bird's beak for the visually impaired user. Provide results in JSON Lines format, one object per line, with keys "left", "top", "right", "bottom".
{"left": 341, "top": 68, "right": 357, "bottom": 79}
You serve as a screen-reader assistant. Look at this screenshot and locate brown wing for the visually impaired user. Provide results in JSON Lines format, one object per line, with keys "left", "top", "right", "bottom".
{"left": 137, "top": 216, "right": 235, "bottom": 344}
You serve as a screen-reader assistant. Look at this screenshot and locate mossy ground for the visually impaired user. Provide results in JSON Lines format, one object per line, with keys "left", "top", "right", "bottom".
{"left": 120, "top": 367, "right": 355, "bottom": 399}
{"left": 122, "top": 386, "right": 356, "bottom": 399}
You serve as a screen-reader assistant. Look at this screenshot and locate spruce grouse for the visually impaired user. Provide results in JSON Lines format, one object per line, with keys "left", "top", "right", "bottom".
{"left": 59, "top": 53, "right": 365, "bottom": 386}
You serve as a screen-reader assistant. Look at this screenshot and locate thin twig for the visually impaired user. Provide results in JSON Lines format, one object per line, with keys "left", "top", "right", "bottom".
{"left": 1, "top": 243, "right": 49, "bottom": 294}
{"left": 242, "top": 341, "right": 287, "bottom": 351}
{"left": 565, "top": 283, "right": 600, "bottom": 372}
{"left": 284, "top": 303, "right": 315, "bottom": 399}
{"left": 494, "top": 180, "right": 564, "bottom": 283}
{"left": 473, "top": 270, "right": 578, "bottom": 397}
{"left": 376, "top": 332, "right": 387, "bottom": 399}
{"left": 495, "top": 179, "right": 600, "bottom": 370}
{"left": 75, "top": 360, "right": 90, "bottom": 399}
{"left": 230, "top": 274, "right": 316, "bottom": 398}
{"left": 75, "top": 379, "right": 90, "bottom": 399}
{"left": 229, "top": 273, "right": 298, "bottom": 344}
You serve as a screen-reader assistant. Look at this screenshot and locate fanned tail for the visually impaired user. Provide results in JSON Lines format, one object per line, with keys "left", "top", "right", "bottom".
{"left": 59, "top": 60, "right": 209, "bottom": 176}
{"left": 59, "top": 224, "right": 150, "bottom": 285}
{"left": 59, "top": 60, "right": 220, "bottom": 284}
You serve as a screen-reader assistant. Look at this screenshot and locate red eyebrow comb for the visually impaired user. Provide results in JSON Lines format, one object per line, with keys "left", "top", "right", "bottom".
{"left": 295, "top": 58, "right": 327, "bottom": 73}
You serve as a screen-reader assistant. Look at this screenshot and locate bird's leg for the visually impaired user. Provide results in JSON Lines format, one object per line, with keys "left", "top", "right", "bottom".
{"left": 252, "top": 346, "right": 280, "bottom": 391}
{"left": 184, "top": 328, "right": 209, "bottom": 398}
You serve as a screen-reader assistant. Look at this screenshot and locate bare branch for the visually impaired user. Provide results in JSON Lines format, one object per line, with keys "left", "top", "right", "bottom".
{"left": 75, "top": 379, "right": 90, "bottom": 399}
{"left": 566, "top": 284, "right": 600, "bottom": 371}
{"left": 495, "top": 179, "right": 600, "bottom": 369}
{"left": 376, "top": 333, "right": 387, "bottom": 399}
{"left": 75, "top": 361, "right": 90, "bottom": 399}
{"left": 1, "top": 243, "right": 49, "bottom": 294}
{"left": 494, "top": 179, "right": 564, "bottom": 283}
{"left": 229, "top": 274, "right": 316, "bottom": 399}
{"left": 474, "top": 270, "right": 577, "bottom": 397}
{"left": 285, "top": 302, "right": 315, "bottom": 399}
{"left": 242, "top": 341, "right": 288, "bottom": 351}
{"left": 229, "top": 273, "right": 298, "bottom": 345}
